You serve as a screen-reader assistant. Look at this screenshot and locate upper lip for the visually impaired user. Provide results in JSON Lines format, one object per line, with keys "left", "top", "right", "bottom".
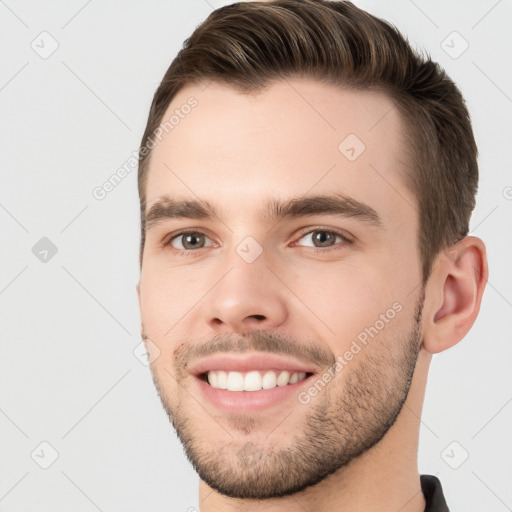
{"left": 189, "top": 353, "right": 320, "bottom": 376}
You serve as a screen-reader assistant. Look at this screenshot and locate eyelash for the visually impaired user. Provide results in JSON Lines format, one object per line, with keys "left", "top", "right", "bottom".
{"left": 161, "top": 228, "right": 352, "bottom": 256}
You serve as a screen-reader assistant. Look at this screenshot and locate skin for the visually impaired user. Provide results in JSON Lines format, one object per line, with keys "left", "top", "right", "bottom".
{"left": 137, "top": 78, "right": 488, "bottom": 511}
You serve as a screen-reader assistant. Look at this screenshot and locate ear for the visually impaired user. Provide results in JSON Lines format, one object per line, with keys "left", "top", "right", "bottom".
{"left": 422, "top": 236, "right": 488, "bottom": 354}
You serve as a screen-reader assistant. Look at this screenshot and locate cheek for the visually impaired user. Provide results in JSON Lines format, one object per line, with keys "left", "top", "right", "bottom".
{"left": 139, "top": 263, "right": 207, "bottom": 342}
{"left": 286, "top": 258, "right": 405, "bottom": 346}
{"left": 139, "top": 279, "right": 167, "bottom": 328}
{"left": 139, "top": 275, "right": 185, "bottom": 384}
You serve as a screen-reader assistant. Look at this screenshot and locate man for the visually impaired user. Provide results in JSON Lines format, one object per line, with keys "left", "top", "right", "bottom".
{"left": 136, "top": 1, "right": 488, "bottom": 510}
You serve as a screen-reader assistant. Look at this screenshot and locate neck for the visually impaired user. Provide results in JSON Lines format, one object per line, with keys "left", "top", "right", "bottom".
{"left": 198, "top": 349, "right": 431, "bottom": 512}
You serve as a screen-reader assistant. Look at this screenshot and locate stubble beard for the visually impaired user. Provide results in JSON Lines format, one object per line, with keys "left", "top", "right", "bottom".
{"left": 148, "top": 294, "right": 424, "bottom": 499}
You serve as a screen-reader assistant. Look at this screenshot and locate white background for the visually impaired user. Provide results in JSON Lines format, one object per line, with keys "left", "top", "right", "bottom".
{"left": 1, "top": 0, "right": 511, "bottom": 510}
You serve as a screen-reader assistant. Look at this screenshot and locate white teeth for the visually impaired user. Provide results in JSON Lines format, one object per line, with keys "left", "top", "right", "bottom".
{"left": 276, "top": 370, "right": 290, "bottom": 386}
{"left": 226, "top": 371, "right": 244, "bottom": 392}
{"left": 206, "top": 370, "right": 307, "bottom": 391}
{"left": 217, "top": 370, "right": 227, "bottom": 389}
{"left": 207, "top": 371, "right": 218, "bottom": 388}
{"left": 244, "top": 371, "right": 262, "bottom": 391}
{"left": 262, "top": 370, "right": 277, "bottom": 389}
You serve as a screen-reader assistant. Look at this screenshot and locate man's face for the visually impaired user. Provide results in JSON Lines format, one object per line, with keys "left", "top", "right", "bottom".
{"left": 138, "top": 78, "right": 426, "bottom": 499}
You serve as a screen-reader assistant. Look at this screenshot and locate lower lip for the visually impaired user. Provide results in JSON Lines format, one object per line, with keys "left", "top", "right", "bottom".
{"left": 194, "top": 375, "right": 315, "bottom": 413}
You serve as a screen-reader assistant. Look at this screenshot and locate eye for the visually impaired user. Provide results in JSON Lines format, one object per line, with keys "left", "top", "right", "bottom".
{"left": 167, "top": 231, "right": 215, "bottom": 251}
{"left": 162, "top": 227, "right": 351, "bottom": 256}
{"left": 294, "top": 228, "right": 350, "bottom": 250}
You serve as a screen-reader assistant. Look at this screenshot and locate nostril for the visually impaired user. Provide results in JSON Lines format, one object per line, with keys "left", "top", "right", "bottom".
{"left": 250, "top": 315, "right": 266, "bottom": 321}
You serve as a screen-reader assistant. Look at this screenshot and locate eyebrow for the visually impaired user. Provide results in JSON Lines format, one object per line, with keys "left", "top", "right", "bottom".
{"left": 144, "top": 193, "right": 382, "bottom": 231}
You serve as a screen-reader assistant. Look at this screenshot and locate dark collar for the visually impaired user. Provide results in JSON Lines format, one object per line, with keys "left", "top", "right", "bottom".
{"left": 421, "top": 475, "right": 450, "bottom": 511}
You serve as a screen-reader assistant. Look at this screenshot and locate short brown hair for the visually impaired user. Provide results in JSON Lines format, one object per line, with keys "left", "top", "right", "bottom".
{"left": 138, "top": 0, "right": 478, "bottom": 284}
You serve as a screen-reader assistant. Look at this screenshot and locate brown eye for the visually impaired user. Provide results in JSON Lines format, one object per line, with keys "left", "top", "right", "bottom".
{"left": 296, "top": 229, "right": 346, "bottom": 249}
{"left": 169, "top": 232, "right": 212, "bottom": 250}
{"left": 312, "top": 231, "right": 336, "bottom": 247}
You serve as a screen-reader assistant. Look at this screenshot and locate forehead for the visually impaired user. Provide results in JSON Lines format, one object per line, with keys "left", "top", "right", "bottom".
{"left": 144, "top": 78, "right": 416, "bottom": 229}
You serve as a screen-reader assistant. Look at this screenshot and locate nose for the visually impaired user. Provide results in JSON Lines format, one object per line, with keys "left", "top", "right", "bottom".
{"left": 204, "top": 256, "right": 289, "bottom": 333}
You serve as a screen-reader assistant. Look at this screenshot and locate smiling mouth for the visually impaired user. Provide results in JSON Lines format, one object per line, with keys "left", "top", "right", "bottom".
{"left": 199, "top": 370, "right": 314, "bottom": 392}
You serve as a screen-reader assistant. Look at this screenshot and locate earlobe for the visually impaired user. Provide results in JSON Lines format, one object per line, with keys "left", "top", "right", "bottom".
{"left": 422, "top": 236, "right": 488, "bottom": 354}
